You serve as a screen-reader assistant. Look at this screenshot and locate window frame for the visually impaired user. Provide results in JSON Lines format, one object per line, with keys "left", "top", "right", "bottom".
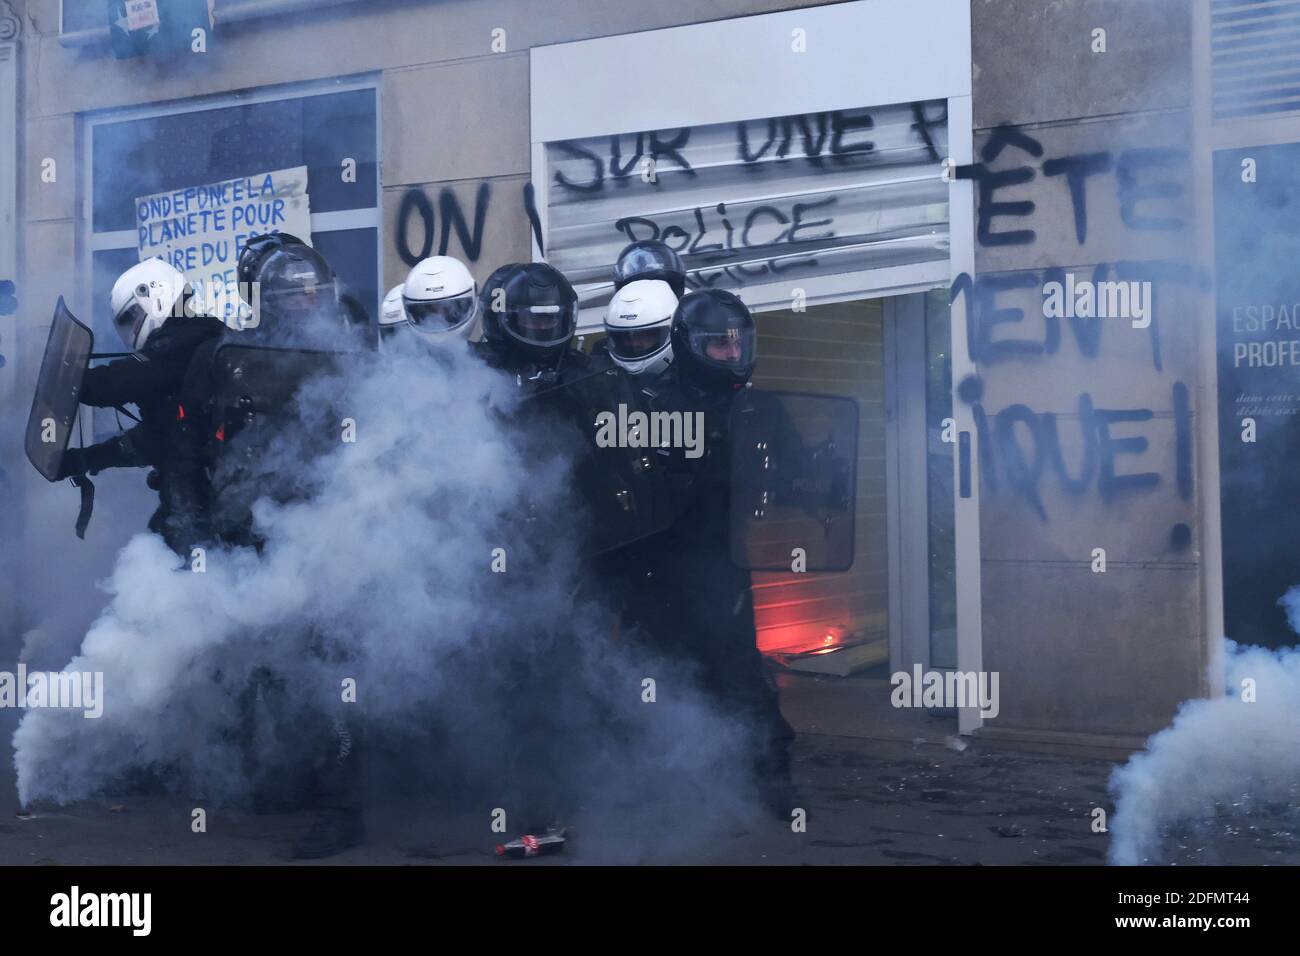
{"left": 80, "top": 72, "right": 383, "bottom": 332}
{"left": 79, "top": 73, "right": 382, "bottom": 440}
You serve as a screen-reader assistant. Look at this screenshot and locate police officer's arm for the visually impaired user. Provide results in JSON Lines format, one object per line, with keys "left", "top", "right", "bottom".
{"left": 55, "top": 425, "right": 149, "bottom": 479}
{"left": 80, "top": 354, "right": 187, "bottom": 409}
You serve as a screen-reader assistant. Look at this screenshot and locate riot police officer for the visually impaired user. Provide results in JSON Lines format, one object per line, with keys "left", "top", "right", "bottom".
{"left": 375, "top": 257, "right": 478, "bottom": 358}
{"left": 403, "top": 255, "right": 478, "bottom": 345}
{"left": 162, "top": 239, "right": 349, "bottom": 551}
{"left": 57, "top": 258, "right": 226, "bottom": 543}
{"left": 598, "top": 278, "right": 677, "bottom": 382}
{"left": 617, "top": 289, "right": 799, "bottom": 818}
{"left": 464, "top": 260, "right": 641, "bottom": 831}
{"left": 165, "top": 239, "right": 368, "bottom": 858}
{"left": 471, "top": 261, "right": 586, "bottom": 387}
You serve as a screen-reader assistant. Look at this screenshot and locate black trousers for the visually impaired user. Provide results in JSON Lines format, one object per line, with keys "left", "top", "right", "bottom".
{"left": 616, "top": 547, "right": 795, "bottom": 782}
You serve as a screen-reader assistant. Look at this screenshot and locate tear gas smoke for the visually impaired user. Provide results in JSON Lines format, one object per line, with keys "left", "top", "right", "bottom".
{"left": 11, "top": 332, "right": 760, "bottom": 856}
{"left": 1108, "top": 631, "right": 1300, "bottom": 865}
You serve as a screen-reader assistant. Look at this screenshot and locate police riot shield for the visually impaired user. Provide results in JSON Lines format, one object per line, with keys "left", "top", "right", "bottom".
{"left": 205, "top": 343, "right": 359, "bottom": 541}
{"left": 209, "top": 342, "right": 356, "bottom": 457}
{"left": 211, "top": 343, "right": 349, "bottom": 419}
{"left": 730, "top": 389, "right": 858, "bottom": 572}
{"left": 25, "top": 297, "right": 94, "bottom": 482}
{"left": 527, "top": 365, "right": 676, "bottom": 557}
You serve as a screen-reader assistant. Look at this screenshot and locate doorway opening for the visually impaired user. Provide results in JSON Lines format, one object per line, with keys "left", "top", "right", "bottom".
{"left": 751, "top": 289, "right": 958, "bottom": 737}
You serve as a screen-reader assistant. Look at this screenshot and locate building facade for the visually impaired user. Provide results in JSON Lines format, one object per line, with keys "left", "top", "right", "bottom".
{"left": 2, "top": 0, "right": 1292, "bottom": 753}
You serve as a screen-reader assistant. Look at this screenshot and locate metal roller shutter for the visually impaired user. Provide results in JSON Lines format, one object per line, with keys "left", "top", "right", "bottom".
{"left": 749, "top": 299, "right": 888, "bottom": 663}
{"left": 540, "top": 98, "right": 950, "bottom": 328}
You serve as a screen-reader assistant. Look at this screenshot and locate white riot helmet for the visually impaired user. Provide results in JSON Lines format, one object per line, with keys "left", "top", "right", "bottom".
{"left": 604, "top": 278, "right": 678, "bottom": 376}
{"left": 379, "top": 284, "right": 409, "bottom": 350}
{"left": 402, "top": 256, "right": 476, "bottom": 343}
{"left": 109, "top": 258, "right": 187, "bottom": 351}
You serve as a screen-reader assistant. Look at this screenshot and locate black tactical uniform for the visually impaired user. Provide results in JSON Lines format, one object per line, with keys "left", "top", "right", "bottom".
{"left": 61, "top": 314, "right": 226, "bottom": 547}
{"left": 169, "top": 240, "right": 365, "bottom": 859}
{"left": 163, "top": 242, "right": 352, "bottom": 555}
{"left": 465, "top": 262, "right": 619, "bottom": 829}
{"left": 604, "top": 290, "right": 797, "bottom": 815}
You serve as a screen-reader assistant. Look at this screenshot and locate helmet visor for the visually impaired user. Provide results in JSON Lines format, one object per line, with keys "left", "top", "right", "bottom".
{"left": 504, "top": 303, "right": 575, "bottom": 348}
{"left": 405, "top": 291, "right": 476, "bottom": 334}
{"left": 609, "top": 325, "right": 670, "bottom": 361}
{"left": 260, "top": 281, "right": 338, "bottom": 325}
{"left": 688, "top": 325, "right": 755, "bottom": 369}
{"left": 113, "top": 301, "right": 150, "bottom": 350}
{"left": 616, "top": 246, "right": 681, "bottom": 284}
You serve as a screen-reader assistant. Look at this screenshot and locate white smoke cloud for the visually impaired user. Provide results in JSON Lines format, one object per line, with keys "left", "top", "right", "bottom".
{"left": 10, "top": 336, "right": 758, "bottom": 852}
{"left": 1108, "top": 633, "right": 1300, "bottom": 865}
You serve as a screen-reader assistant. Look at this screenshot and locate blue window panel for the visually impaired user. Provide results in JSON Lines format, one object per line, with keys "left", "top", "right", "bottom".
{"left": 93, "top": 88, "right": 378, "bottom": 234}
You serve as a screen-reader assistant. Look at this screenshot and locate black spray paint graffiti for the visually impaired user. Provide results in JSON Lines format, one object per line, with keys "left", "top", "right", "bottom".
{"left": 550, "top": 104, "right": 947, "bottom": 289}
{"left": 395, "top": 183, "right": 488, "bottom": 267}
{"left": 394, "top": 180, "right": 546, "bottom": 269}
{"left": 614, "top": 198, "right": 836, "bottom": 290}
{"left": 951, "top": 260, "right": 1207, "bottom": 374}
{"left": 552, "top": 105, "right": 944, "bottom": 194}
{"left": 956, "top": 124, "right": 1200, "bottom": 547}
{"left": 956, "top": 372, "right": 1193, "bottom": 547}
{"left": 552, "top": 128, "right": 696, "bottom": 193}
{"left": 970, "top": 124, "right": 1188, "bottom": 247}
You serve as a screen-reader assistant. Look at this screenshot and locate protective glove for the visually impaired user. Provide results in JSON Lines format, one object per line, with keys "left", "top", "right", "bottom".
{"left": 55, "top": 448, "right": 90, "bottom": 481}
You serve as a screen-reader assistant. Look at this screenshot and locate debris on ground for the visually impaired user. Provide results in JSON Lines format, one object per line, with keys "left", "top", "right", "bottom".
{"left": 495, "top": 827, "right": 568, "bottom": 859}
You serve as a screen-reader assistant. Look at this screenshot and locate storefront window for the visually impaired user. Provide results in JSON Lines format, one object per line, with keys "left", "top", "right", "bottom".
{"left": 84, "top": 81, "right": 379, "bottom": 435}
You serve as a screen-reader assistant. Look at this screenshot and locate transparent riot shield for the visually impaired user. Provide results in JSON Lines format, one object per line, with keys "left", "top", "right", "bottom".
{"left": 25, "top": 297, "right": 94, "bottom": 482}
{"left": 730, "top": 389, "right": 858, "bottom": 572}
{"left": 526, "top": 365, "right": 676, "bottom": 557}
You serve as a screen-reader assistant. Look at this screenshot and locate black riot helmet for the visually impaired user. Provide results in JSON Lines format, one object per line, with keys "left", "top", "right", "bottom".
{"left": 670, "top": 289, "right": 757, "bottom": 391}
{"left": 236, "top": 232, "right": 307, "bottom": 287}
{"left": 478, "top": 262, "right": 578, "bottom": 365}
{"left": 614, "top": 240, "right": 687, "bottom": 297}
{"left": 253, "top": 243, "right": 339, "bottom": 330}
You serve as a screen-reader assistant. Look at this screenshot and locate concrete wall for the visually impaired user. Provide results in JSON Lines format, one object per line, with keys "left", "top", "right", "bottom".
{"left": 969, "top": 0, "right": 1204, "bottom": 743}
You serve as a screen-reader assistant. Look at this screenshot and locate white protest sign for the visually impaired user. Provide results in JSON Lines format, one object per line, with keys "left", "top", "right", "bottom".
{"left": 135, "top": 166, "right": 312, "bottom": 324}
{"left": 125, "top": 0, "right": 161, "bottom": 32}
